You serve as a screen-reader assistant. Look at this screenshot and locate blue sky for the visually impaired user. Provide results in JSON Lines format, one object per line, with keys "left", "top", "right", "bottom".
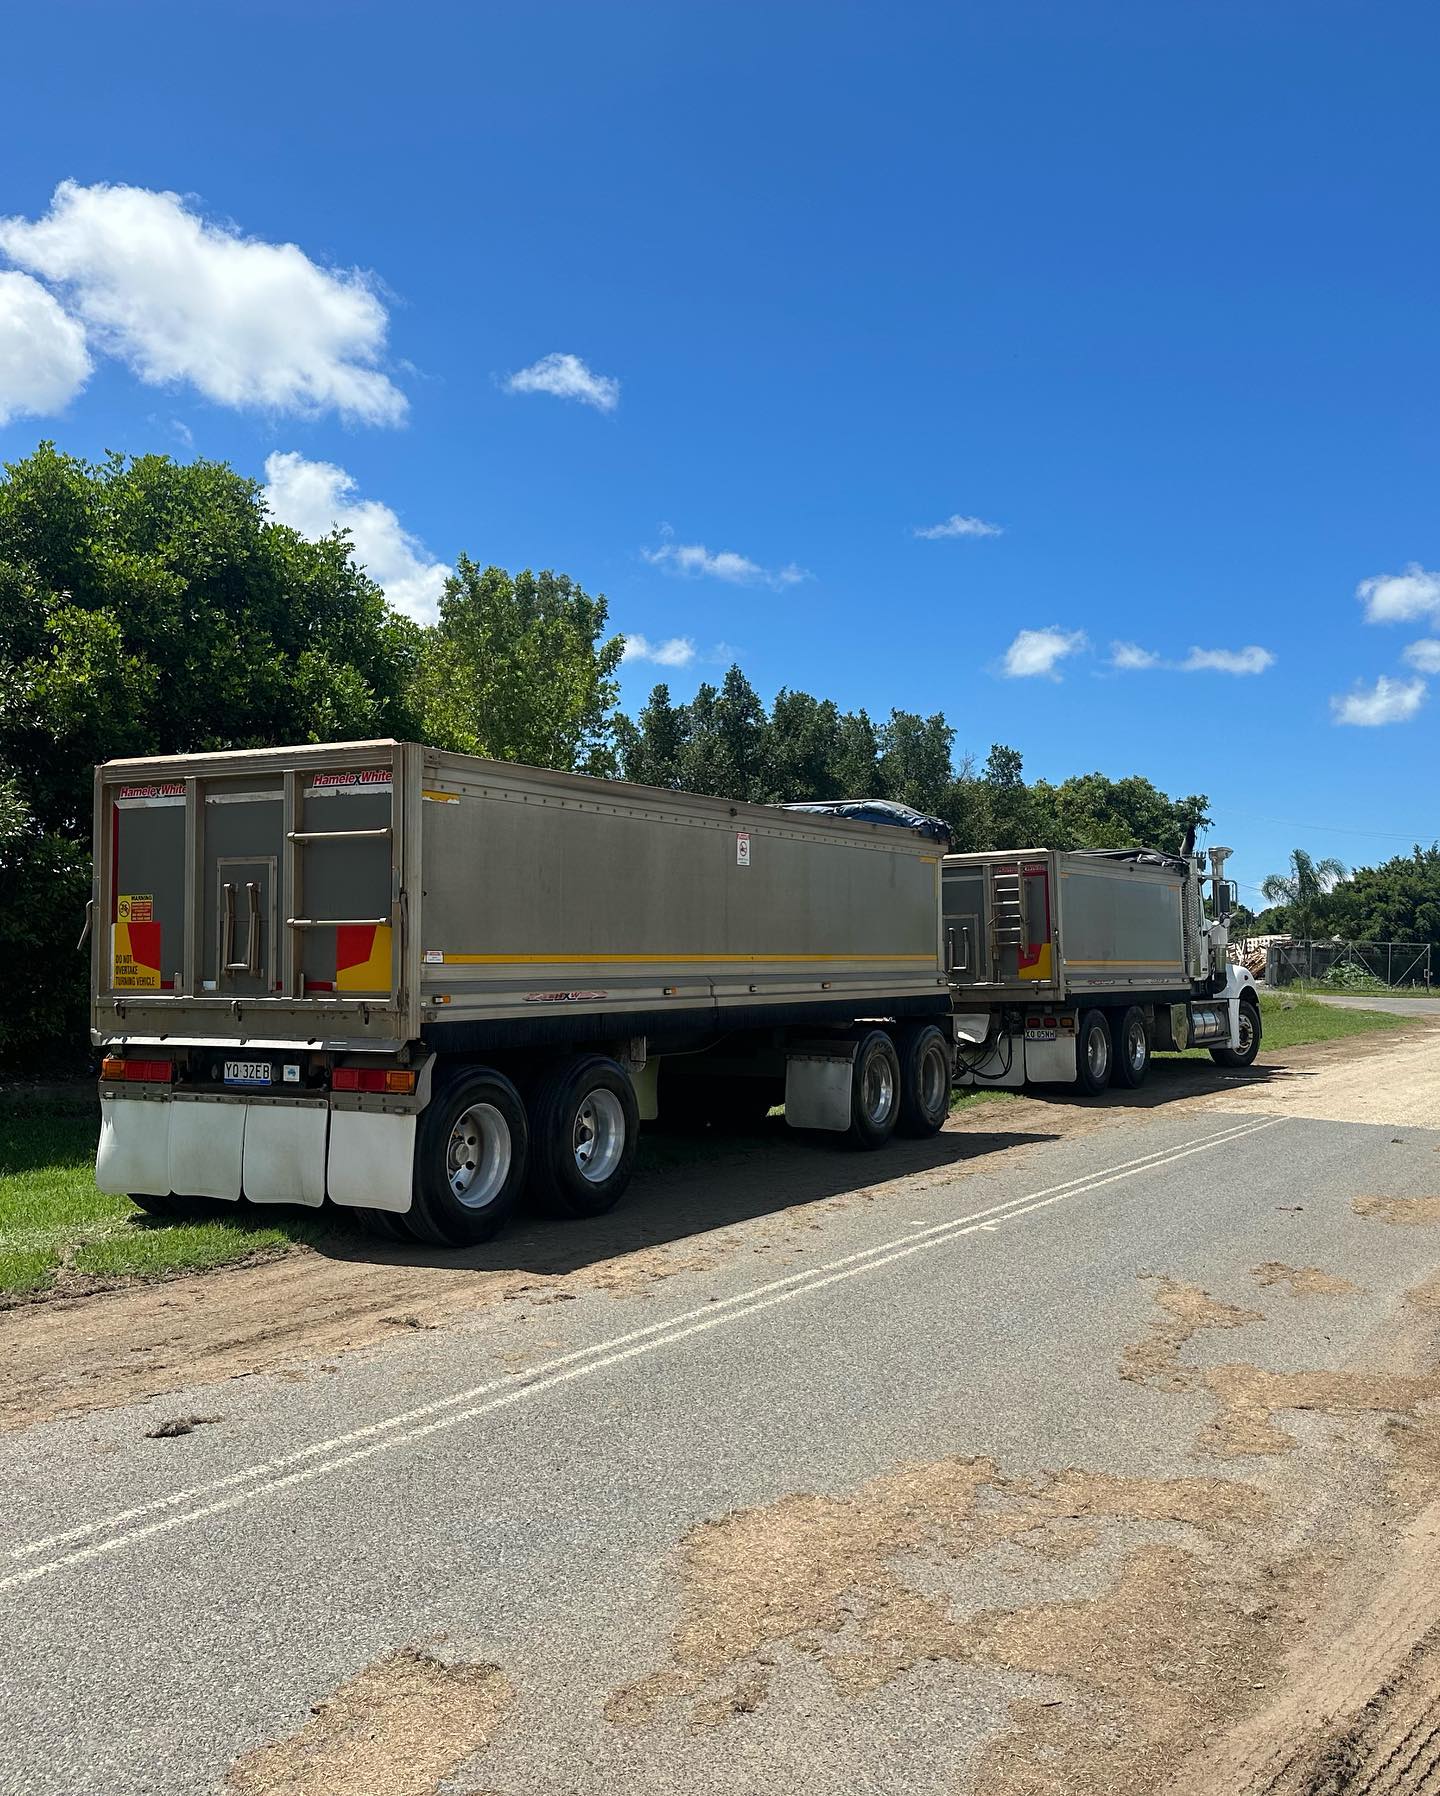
{"left": 2, "top": 2, "right": 1438, "bottom": 905}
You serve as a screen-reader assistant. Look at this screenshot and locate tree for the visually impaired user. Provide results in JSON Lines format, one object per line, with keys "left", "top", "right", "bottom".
{"left": 417, "top": 559, "right": 623, "bottom": 774}
{"left": 1325, "top": 846, "right": 1440, "bottom": 949}
{"left": 0, "top": 444, "right": 422, "bottom": 835}
{"left": 1260, "top": 849, "right": 1349, "bottom": 941}
{"left": 615, "top": 682, "right": 689, "bottom": 788}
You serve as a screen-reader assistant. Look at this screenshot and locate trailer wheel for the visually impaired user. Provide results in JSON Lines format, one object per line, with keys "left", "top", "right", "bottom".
{"left": 128, "top": 1191, "right": 208, "bottom": 1220}
{"left": 1211, "top": 995, "right": 1262, "bottom": 1068}
{"left": 848, "top": 1030, "right": 902, "bottom": 1149}
{"left": 528, "top": 1056, "right": 640, "bottom": 1218}
{"left": 408, "top": 1068, "right": 528, "bottom": 1246}
{"left": 1077, "top": 1010, "right": 1113, "bottom": 1095}
{"left": 1112, "top": 1006, "right": 1151, "bottom": 1089}
{"left": 896, "top": 1023, "right": 952, "bottom": 1137}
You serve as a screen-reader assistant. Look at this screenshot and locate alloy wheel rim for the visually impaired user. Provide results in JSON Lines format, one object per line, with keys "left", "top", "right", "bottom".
{"left": 573, "top": 1087, "right": 626, "bottom": 1184}
{"left": 446, "top": 1102, "right": 511, "bottom": 1209}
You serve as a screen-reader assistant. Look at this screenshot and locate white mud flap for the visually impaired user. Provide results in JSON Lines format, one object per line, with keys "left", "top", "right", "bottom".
{"left": 327, "top": 1110, "right": 416, "bottom": 1213}
{"left": 242, "top": 1104, "right": 328, "bottom": 1207}
{"left": 1023, "top": 1032, "right": 1078, "bottom": 1083}
{"left": 96, "top": 1097, "right": 173, "bottom": 1196}
{"left": 169, "top": 1099, "right": 245, "bottom": 1201}
{"left": 785, "top": 1045, "right": 857, "bottom": 1131}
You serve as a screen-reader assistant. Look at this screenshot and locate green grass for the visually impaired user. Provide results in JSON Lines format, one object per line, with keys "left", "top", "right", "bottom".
{"left": 1173, "top": 989, "right": 1406, "bottom": 1058}
{"left": 0, "top": 1092, "right": 326, "bottom": 1301}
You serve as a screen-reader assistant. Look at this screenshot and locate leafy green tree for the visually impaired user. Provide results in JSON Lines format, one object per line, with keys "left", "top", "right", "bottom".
{"left": 417, "top": 558, "right": 623, "bottom": 774}
{"left": 0, "top": 443, "right": 422, "bottom": 835}
{"left": 1260, "top": 849, "right": 1349, "bottom": 941}
{"left": 1325, "top": 847, "right": 1440, "bottom": 949}
{"left": 878, "top": 710, "right": 955, "bottom": 818}
{"left": 1029, "top": 772, "right": 1211, "bottom": 853}
{"left": 0, "top": 763, "right": 89, "bottom": 1063}
{"left": 614, "top": 682, "right": 690, "bottom": 789}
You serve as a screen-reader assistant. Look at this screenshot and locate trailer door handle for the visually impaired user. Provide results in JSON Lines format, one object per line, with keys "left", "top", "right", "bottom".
{"left": 244, "top": 881, "right": 261, "bottom": 977}
{"left": 76, "top": 897, "right": 93, "bottom": 952}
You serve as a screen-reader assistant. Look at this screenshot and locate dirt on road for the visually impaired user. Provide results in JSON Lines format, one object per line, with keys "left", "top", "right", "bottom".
{"left": 0, "top": 1027, "right": 1428, "bottom": 1437}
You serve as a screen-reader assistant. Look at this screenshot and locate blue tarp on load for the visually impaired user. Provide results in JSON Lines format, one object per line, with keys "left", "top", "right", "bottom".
{"left": 777, "top": 799, "right": 952, "bottom": 845}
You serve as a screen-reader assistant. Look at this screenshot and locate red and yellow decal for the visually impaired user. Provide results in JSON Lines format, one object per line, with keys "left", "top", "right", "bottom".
{"left": 113, "top": 895, "right": 163, "bottom": 990}
{"left": 336, "top": 923, "right": 393, "bottom": 992}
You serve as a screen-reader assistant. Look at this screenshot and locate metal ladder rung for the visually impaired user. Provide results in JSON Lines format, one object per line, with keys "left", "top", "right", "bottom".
{"left": 286, "top": 828, "right": 392, "bottom": 843}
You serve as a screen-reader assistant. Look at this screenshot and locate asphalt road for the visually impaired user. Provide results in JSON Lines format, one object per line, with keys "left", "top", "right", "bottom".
{"left": 4, "top": 1040, "right": 1440, "bottom": 1795}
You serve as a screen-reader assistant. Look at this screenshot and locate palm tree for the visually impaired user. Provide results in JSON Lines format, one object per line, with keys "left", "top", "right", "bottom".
{"left": 1261, "top": 849, "right": 1348, "bottom": 942}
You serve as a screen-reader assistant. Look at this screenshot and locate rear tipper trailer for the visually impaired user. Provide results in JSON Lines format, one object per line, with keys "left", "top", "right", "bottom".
{"left": 91, "top": 740, "right": 954, "bottom": 1244}
{"left": 941, "top": 844, "right": 1260, "bottom": 1093}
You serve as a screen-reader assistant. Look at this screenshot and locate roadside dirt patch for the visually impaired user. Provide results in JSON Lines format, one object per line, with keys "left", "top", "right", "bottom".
{"left": 1353, "top": 1194, "right": 1440, "bottom": 1227}
{"left": 0, "top": 1099, "right": 1128, "bottom": 1432}
{"left": 223, "top": 1646, "right": 512, "bottom": 1796}
{"left": 604, "top": 1455, "right": 1273, "bottom": 1760}
{"left": 1252, "top": 1262, "right": 1359, "bottom": 1297}
{"left": 1121, "top": 1275, "right": 1440, "bottom": 1458}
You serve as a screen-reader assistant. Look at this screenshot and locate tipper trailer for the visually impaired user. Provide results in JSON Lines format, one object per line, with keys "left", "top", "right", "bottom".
{"left": 941, "top": 844, "right": 1260, "bottom": 1092}
{"left": 90, "top": 740, "right": 955, "bottom": 1244}
{"left": 88, "top": 740, "right": 1259, "bottom": 1245}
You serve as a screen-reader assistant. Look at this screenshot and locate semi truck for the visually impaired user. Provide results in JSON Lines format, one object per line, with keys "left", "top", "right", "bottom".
{"left": 89, "top": 740, "right": 1258, "bottom": 1245}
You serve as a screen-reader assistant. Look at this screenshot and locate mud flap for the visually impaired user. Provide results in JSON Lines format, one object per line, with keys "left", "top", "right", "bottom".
{"left": 169, "top": 1099, "right": 245, "bottom": 1200}
{"left": 242, "top": 1104, "right": 328, "bottom": 1207}
{"left": 327, "top": 1110, "right": 416, "bottom": 1213}
{"left": 96, "top": 1097, "right": 173, "bottom": 1196}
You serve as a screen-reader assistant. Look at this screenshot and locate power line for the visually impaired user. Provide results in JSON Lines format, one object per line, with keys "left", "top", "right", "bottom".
{"left": 1226, "top": 808, "right": 1437, "bottom": 844}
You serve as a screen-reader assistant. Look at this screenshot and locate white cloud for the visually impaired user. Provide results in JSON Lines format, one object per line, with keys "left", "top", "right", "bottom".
{"left": 0, "top": 270, "right": 91, "bottom": 424}
{"left": 263, "top": 452, "right": 449, "bottom": 624}
{"left": 643, "top": 530, "right": 810, "bottom": 591}
{"left": 1001, "top": 627, "right": 1088, "bottom": 680}
{"left": 913, "top": 513, "right": 1003, "bottom": 540}
{"left": 0, "top": 181, "right": 404, "bottom": 423}
{"left": 1179, "top": 645, "right": 1274, "bottom": 675}
{"left": 1331, "top": 674, "right": 1427, "bottom": 727}
{"left": 1356, "top": 563, "right": 1440, "bottom": 624}
{"left": 622, "top": 633, "right": 696, "bottom": 667}
{"left": 1109, "top": 641, "right": 1274, "bottom": 675}
{"left": 505, "top": 352, "right": 619, "bottom": 412}
{"left": 1403, "top": 639, "right": 1440, "bottom": 674}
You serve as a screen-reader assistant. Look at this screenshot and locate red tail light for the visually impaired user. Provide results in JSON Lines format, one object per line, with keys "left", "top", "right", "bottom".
{"left": 101, "top": 1056, "right": 173, "bottom": 1083}
{"left": 332, "top": 1067, "right": 415, "bottom": 1094}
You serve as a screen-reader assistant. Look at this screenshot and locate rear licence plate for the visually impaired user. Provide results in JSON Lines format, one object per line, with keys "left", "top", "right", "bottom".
{"left": 224, "top": 1060, "right": 272, "bottom": 1086}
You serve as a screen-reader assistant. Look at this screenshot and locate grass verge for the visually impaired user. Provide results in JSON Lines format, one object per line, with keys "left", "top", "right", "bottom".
{"left": 0, "top": 1090, "right": 327, "bottom": 1302}
{"left": 1177, "top": 989, "right": 1407, "bottom": 1058}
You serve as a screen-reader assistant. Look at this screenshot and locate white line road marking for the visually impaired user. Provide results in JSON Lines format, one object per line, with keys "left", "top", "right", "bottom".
{"left": 2, "top": 1115, "right": 1282, "bottom": 1595}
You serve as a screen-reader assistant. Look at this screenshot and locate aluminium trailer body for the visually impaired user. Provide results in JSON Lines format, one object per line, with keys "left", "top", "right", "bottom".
{"left": 91, "top": 740, "right": 952, "bottom": 1243}
{"left": 940, "top": 845, "right": 1259, "bottom": 1092}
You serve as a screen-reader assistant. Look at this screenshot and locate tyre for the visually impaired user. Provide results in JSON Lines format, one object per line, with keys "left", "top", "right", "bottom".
{"left": 528, "top": 1055, "right": 640, "bottom": 1219}
{"left": 1112, "top": 1006, "right": 1151, "bottom": 1089}
{"left": 350, "top": 1206, "right": 417, "bottom": 1243}
{"left": 1211, "top": 997, "right": 1262, "bottom": 1069}
{"left": 407, "top": 1068, "right": 528, "bottom": 1246}
{"left": 847, "top": 1029, "right": 902, "bottom": 1149}
{"left": 896, "top": 1023, "right": 951, "bottom": 1137}
{"left": 1076, "top": 1010, "right": 1113, "bottom": 1095}
{"left": 128, "top": 1191, "right": 207, "bottom": 1220}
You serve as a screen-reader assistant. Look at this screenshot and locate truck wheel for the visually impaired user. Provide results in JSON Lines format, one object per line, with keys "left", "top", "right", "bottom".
{"left": 408, "top": 1068, "right": 528, "bottom": 1247}
{"left": 128, "top": 1191, "right": 206, "bottom": 1219}
{"left": 1112, "top": 1007, "right": 1151, "bottom": 1089}
{"left": 848, "top": 1029, "right": 902, "bottom": 1149}
{"left": 1211, "top": 996, "right": 1262, "bottom": 1068}
{"left": 1077, "top": 1010, "right": 1113, "bottom": 1095}
{"left": 896, "top": 1023, "right": 951, "bottom": 1137}
{"left": 529, "top": 1056, "right": 640, "bottom": 1218}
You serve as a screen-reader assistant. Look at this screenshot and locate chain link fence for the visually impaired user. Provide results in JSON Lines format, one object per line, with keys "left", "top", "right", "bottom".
{"left": 1260, "top": 939, "right": 1433, "bottom": 989}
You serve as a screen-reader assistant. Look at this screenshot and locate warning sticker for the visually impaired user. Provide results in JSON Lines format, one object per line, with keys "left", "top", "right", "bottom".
{"left": 736, "top": 831, "right": 751, "bottom": 867}
{"left": 112, "top": 921, "right": 162, "bottom": 989}
{"left": 116, "top": 893, "right": 153, "bottom": 924}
